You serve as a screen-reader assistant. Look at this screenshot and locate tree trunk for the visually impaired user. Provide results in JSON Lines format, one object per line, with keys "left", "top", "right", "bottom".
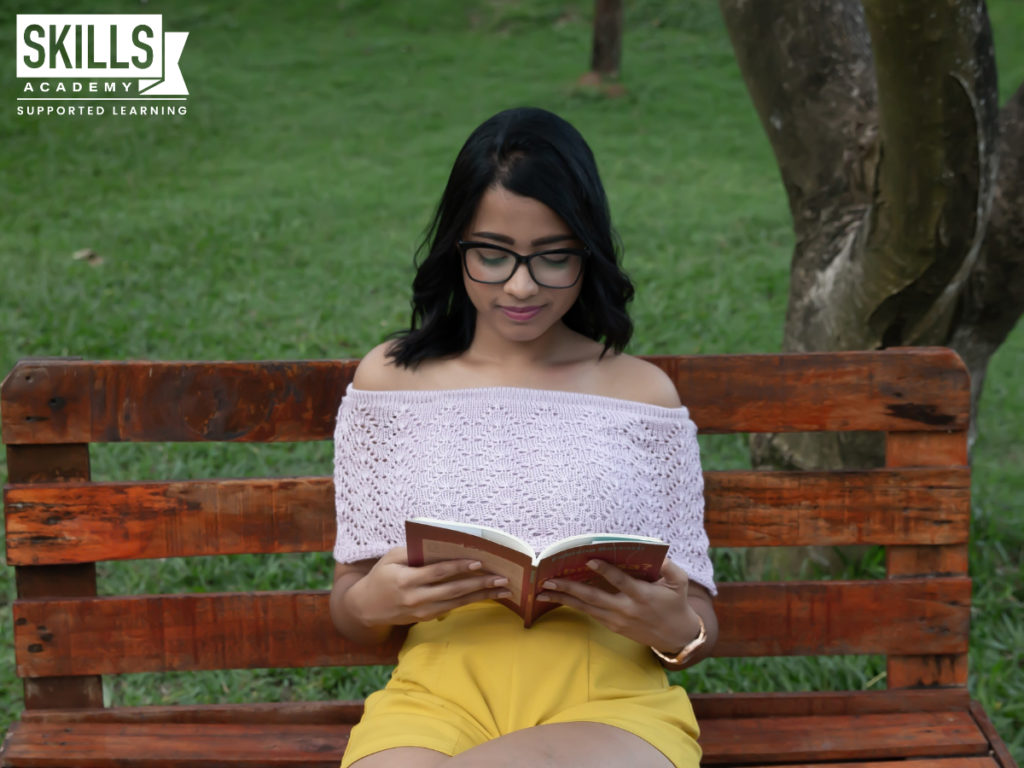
{"left": 591, "top": 0, "right": 623, "bottom": 78}
{"left": 719, "top": 0, "right": 1020, "bottom": 467}
{"left": 949, "top": 82, "right": 1024, "bottom": 435}
{"left": 718, "top": 0, "right": 1022, "bottom": 576}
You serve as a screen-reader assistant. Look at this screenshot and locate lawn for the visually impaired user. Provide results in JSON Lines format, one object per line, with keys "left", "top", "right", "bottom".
{"left": 1, "top": 0, "right": 1021, "bottom": 759}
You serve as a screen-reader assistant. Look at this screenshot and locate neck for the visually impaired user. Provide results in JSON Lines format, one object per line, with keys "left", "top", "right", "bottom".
{"left": 464, "top": 319, "right": 572, "bottom": 369}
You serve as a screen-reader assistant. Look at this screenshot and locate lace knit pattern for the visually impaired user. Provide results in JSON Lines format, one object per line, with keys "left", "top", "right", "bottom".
{"left": 332, "top": 383, "right": 716, "bottom": 595}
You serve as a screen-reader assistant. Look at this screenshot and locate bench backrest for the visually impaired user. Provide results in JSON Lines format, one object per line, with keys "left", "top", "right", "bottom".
{"left": 2, "top": 348, "right": 971, "bottom": 711}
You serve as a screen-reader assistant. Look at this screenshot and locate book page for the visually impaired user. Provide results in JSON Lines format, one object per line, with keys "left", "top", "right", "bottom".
{"left": 408, "top": 517, "right": 534, "bottom": 557}
{"left": 536, "top": 532, "right": 666, "bottom": 562}
{"left": 420, "top": 539, "right": 528, "bottom": 608}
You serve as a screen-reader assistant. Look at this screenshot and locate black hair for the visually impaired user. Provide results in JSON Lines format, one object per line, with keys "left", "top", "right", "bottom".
{"left": 386, "top": 106, "right": 635, "bottom": 368}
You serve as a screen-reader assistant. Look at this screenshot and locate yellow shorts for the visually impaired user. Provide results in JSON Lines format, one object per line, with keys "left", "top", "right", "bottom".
{"left": 340, "top": 600, "right": 701, "bottom": 767}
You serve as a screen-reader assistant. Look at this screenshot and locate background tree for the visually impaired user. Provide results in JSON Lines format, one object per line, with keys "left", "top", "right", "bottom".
{"left": 718, "top": 0, "right": 1023, "bottom": 474}
{"left": 590, "top": 0, "right": 623, "bottom": 78}
{"left": 718, "top": 0, "right": 1023, "bottom": 575}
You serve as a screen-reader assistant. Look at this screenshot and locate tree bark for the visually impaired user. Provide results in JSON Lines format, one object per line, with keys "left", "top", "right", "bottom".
{"left": 720, "top": 0, "right": 1016, "bottom": 469}
{"left": 719, "top": 0, "right": 1022, "bottom": 576}
{"left": 949, "top": 82, "right": 1024, "bottom": 442}
{"left": 591, "top": 0, "right": 623, "bottom": 77}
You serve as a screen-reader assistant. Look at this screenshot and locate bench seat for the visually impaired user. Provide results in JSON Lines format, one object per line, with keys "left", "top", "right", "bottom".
{"left": 1, "top": 691, "right": 1012, "bottom": 767}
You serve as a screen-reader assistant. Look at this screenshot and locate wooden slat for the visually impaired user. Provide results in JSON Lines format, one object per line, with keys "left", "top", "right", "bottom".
{"left": 714, "top": 578, "right": 969, "bottom": 658}
{"left": 653, "top": 347, "right": 969, "bottom": 433}
{"left": 887, "top": 430, "right": 970, "bottom": 688}
{"left": 689, "top": 688, "right": 972, "bottom": 719}
{"left": 741, "top": 760, "right": 997, "bottom": 768}
{"left": 1, "top": 349, "right": 969, "bottom": 444}
{"left": 0, "top": 359, "right": 356, "bottom": 445}
{"left": 969, "top": 700, "right": 1020, "bottom": 768}
{"left": 16, "top": 689, "right": 973, "bottom": 725}
{"left": 698, "top": 710, "right": 988, "bottom": 762}
{"left": 12, "top": 579, "right": 969, "bottom": 676}
{"left": 5, "top": 468, "right": 970, "bottom": 565}
{"left": 0, "top": 722, "right": 350, "bottom": 767}
{"left": 0, "top": 710, "right": 990, "bottom": 767}
{"left": 4, "top": 477, "right": 336, "bottom": 565}
{"left": 7, "top": 443, "right": 102, "bottom": 711}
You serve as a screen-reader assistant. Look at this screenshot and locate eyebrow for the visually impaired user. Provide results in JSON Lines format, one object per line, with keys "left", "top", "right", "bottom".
{"left": 471, "top": 231, "right": 577, "bottom": 247}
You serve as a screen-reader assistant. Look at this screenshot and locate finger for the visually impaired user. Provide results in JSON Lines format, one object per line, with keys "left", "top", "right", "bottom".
{"left": 380, "top": 546, "right": 409, "bottom": 564}
{"left": 420, "top": 573, "right": 509, "bottom": 602}
{"left": 659, "top": 559, "right": 691, "bottom": 589}
{"left": 584, "top": 559, "right": 647, "bottom": 597}
{"left": 540, "top": 576, "right": 628, "bottom": 611}
{"left": 535, "top": 589, "right": 620, "bottom": 625}
{"left": 410, "top": 558, "right": 485, "bottom": 585}
{"left": 423, "top": 586, "right": 514, "bottom": 618}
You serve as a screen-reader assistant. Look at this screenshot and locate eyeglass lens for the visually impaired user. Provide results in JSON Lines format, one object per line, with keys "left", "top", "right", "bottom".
{"left": 463, "top": 245, "right": 582, "bottom": 288}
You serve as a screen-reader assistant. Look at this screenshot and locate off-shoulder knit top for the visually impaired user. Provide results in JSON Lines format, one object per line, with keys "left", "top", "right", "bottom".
{"left": 332, "top": 383, "right": 716, "bottom": 595}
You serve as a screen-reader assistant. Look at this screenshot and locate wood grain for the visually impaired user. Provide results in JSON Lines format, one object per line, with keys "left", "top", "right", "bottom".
{"left": 698, "top": 711, "right": 987, "bottom": 762}
{"left": 886, "top": 430, "right": 970, "bottom": 688}
{"left": 12, "top": 579, "right": 969, "bottom": 677}
{"left": 16, "top": 689, "right": 973, "bottom": 725}
{"left": 1, "top": 349, "right": 969, "bottom": 444}
{"left": 4, "top": 468, "right": 969, "bottom": 565}
{"left": 7, "top": 443, "right": 102, "bottom": 711}
{"left": 0, "top": 710, "right": 989, "bottom": 767}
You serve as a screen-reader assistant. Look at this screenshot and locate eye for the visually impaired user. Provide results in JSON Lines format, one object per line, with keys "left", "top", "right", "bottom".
{"left": 539, "top": 254, "right": 572, "bottom": 267}
{"left": 470, "top": 247, "right": 511, "bottom": 265}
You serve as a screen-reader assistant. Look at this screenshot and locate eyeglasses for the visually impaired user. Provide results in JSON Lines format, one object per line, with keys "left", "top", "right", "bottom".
{"left": 458, "top": 240, "right": 588, "bottom": 289}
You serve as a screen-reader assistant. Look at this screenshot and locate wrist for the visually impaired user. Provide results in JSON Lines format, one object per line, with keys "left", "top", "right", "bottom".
{"left": 340, "top": 575, "right": 391, "bottom": 643}
{"left": 651, "top": 608, "right": 707, "bottom": 666}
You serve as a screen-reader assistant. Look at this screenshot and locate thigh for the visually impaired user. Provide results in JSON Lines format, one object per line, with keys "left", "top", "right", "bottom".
{"left": 348, "top": 747, "right": 449, "bottom": 768}
{"left": 444, "top": 722, "right": 677, "bottom": 768}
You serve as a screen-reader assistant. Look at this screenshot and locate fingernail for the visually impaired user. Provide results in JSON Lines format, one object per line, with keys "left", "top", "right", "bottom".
{"left": 543, "top": 581, "right": 556, "bottom": 589}
{"left": 497, "top": 590, "right": 512, "bottom": 598}
{"left": 468, "top": 561, "right": 482, "bottom": 570}
{"left": 586, "top": 560, "right": 599, "bottom": 570}
{"left": 493, "top": 577, "right": 509, "bottom": 586}
{"left": 536, "top": 593, "right": 551, "bottom": 601}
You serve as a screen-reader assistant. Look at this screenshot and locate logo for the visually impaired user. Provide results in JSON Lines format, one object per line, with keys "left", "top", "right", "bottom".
{"left": 16, "top": 14, "right": 189, "bottom": 117}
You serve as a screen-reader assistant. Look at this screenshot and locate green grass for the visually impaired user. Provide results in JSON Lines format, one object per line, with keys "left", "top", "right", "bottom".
{"left": 1, "top": 0, "right": 1021, "bottom": 760}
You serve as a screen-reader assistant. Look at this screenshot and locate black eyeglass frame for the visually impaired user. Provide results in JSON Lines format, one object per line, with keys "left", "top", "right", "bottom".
{"left": 457, "top": 240, "right": 590, "bottom": 289}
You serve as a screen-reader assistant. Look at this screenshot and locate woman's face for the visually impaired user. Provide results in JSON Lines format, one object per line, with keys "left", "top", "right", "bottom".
{"left": 461, "top": 185, "right": 584, "bottom": 347}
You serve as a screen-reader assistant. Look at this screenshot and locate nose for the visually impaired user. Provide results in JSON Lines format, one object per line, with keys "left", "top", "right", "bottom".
{"left": 503, "top": 262, "right": 540, "bottom": 298}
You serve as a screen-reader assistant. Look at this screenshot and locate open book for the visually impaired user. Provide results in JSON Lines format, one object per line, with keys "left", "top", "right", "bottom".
{"left": 405, "top": 517, "right": 669, "bottom": 627}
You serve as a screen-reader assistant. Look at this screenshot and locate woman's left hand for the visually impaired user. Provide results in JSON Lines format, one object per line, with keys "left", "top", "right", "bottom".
{"left": 536, "top": 558, "right": 702, "bottom": 653}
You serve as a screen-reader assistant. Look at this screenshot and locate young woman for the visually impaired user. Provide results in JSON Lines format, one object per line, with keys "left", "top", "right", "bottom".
{"left": 329, "top": 106, "right": 717, "bottom": 768}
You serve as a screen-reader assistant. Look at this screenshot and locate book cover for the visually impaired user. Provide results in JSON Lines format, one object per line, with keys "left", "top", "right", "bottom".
{"left": 405, "top": 518, "right": 669, "bottom": 627}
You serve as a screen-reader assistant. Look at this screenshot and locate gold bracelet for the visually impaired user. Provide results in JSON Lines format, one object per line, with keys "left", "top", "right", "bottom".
{"left": 650, "top": 612, "right": 707, "bottom": 665}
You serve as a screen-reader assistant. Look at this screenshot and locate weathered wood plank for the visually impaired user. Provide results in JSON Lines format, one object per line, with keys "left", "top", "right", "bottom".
{"left": 741, "top": 760, "right": 997, "bottom": 768}
{"left": 4, "top": 468, "right": 970, "bottom": 565}
{"left": 0, "top": 710, "right": 989, "bottom": 767}
{"left": 886, "top": 430, "right": 970, "bottom": 687}
{"left": 15, "top": 689, "right": 973, "bottom": 725}
{"left": 970, "top": 700, "right": 1020, "bottom": 768}
{"left": 7, "top": 444, "right": 102, "bottom": 711}
{"left": 698, "top": 710, "right": 987, "bottom": 762}
{"left": 12, "top": 579, "right": 970, "bottom": 676}
{"left": 1, "top": 349, "right": 969, "bottom": 444}
{"left": 0, "top": 722, "right": 350, "bottom": 767}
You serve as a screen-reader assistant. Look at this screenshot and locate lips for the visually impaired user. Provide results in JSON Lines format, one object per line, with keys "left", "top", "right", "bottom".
{"left": 500, "top": 306, "right": 542, "bottom": 321}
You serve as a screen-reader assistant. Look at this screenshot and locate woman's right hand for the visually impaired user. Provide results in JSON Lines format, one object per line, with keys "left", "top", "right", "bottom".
{"left": 345, "top": 546, "right": 511, "bottom": 629}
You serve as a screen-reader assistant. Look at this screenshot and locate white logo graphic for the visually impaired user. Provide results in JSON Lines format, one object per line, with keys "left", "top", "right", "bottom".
{"left": 16, "top": 14, "right": 189, "bottom": 116}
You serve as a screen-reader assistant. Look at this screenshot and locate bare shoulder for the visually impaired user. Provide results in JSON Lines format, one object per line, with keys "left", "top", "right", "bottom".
{"left": 351, "top": 340, "right": 413, "bottom": 391}
{"left": 600, "top": 353, "right": 682, "bottom": 409}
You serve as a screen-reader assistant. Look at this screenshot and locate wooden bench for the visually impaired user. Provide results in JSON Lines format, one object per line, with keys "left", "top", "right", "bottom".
{"left": 0, "top": 348, "right": 1017, "bottom": 767}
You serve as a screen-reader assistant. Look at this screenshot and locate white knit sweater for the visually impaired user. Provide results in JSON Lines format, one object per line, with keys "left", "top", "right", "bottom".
{"left": 332, "top": 383, "right": 716, "bottom": 595}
